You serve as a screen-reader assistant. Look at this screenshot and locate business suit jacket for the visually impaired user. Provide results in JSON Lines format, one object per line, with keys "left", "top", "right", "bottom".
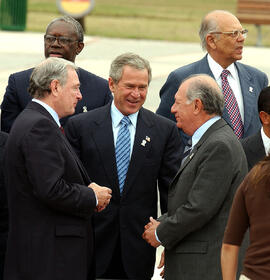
{"left": 156, "top": 119, "right": 248, "bottom": 280}
{"left": 1, "top": 67, "right": 112, "bottom": 133}
{"left": 4, "top": 102, "right": 97, "bottom": 280}
{"left": 65, "top": 103, "right": 182, "bottom": 279}
{"left": 156, "top": 55, "right": 268, "bottom": 139}
{"left": 241, "top": 130, "right": 266, "bottom": 171}
{"left": 0, "top": 132, "right": 8, "bottom": 280}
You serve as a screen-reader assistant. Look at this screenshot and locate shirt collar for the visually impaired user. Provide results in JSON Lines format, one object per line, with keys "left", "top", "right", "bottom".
{"left": 192, "top": 116, "right": 221, "bottom": 148}
{"left": 207, "top": 54, "right": 238, "bottom": 81}
{"left": 111, "top": 101, "right": 138, "bottom": 128}
{"left": 261, "top": 127, "right": 270, "bottom": 155}
{"left": 32, "top": 98, "right": 61, "bottom": 127}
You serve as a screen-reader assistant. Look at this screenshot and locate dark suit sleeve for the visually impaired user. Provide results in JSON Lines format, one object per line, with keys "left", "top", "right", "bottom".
{"left": 156, "top": 71, "right": 180, "bottom": 122}
{"left": 0, "top": 132, "right": 8, "bottom": 280}
{"left": 158, "top": 124, "right": 182, "bottom": 214}
{"left": 1, "top": 74, "right": 22, "bottom": 133}
{"left": 157, "top": 140, "right": 241, "bottom": 250}
{"left": 22, "top": 119, "right": 96, "bottom": 218}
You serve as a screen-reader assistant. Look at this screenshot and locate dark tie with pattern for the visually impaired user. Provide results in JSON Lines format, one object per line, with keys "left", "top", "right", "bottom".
{"left": 221, "top": 70, "right": 244, "bottom": 139}
{"left": 115, "top": 116, "right": 131, "bottom": 194}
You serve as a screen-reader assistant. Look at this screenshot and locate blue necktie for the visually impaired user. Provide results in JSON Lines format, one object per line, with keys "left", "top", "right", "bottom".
{"left": 115, "top": 116, "right": 131, "bottom": 193}
{"left": 181, "top": 139, "right": 192, "bottom": 166}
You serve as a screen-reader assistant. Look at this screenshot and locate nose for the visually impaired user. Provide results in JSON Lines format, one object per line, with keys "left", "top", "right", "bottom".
{"left": 237, "top": 32, "right": 245, "bottom": 42}
{"left": 131, "top": 88, "right": 140, "bottom": 98}
{"left": 51, "top": 37, "right": 61, "bottom": 47}
{"left": 77, "top": 90, "right": 82, "bottom": 100}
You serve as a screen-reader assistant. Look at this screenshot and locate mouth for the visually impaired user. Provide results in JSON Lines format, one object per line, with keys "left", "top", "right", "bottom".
{"left": 236, "top": 46, "right": 243, "bottom": 54}
{"left": 48, "top": 51, "right": 63, "bottom": 58}
{"left": 127, "top": 99, "right": 139, "bottom": 105}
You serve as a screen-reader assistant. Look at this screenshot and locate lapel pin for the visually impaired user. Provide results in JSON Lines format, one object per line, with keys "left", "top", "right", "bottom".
{"left": 249, "top": 87, "right": 253, "bottom": 93}
{"left": 141, "top": 140, "right": 147, "bottom": 147}
{"left": 146, "top": 136, "right": 150, "bottom": 142}
{"left": 189, "top": 153, "right": 194, "bottom": 159}
{"left": 83, "top": 106, "right": 88, "bottom": 113}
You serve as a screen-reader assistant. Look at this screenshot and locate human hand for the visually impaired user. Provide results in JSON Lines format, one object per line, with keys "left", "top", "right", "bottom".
{"left": 142, "top": 217, "right": 161, "bottom": 248}
{"left": 89, "top": 182, "right": 112, "bottom": 212}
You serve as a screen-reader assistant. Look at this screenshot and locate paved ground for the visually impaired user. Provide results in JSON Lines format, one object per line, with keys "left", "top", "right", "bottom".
{"left": 0, "top": 30, "right": 270, "bottom": 279}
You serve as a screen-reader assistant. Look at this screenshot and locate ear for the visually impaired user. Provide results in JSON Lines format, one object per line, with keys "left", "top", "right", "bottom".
{"left": 108, "top": 77, "right": 116, "bottom": 93}
{"left": 50, "top": 79, "right": 60, "bottom": 97}
{"left": 206, "top": 34, "right": 217, "bottom": 50}
{"left": 76, "top": 42, "right": 84, "bottom": 55}
{"left": 193, "top": 98, "right": 203, "bottom": 115}
{"left": 259, "top": 111, "right": 270, "bottom": 125}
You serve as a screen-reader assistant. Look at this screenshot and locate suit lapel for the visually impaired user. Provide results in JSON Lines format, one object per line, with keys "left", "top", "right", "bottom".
{"left": 171, "top": 119, "right": 227, "bottom": 185}
{"left": 28, "top": 102, "right": 90, "bottom": 184}
{"left": 235, "top": 62, "right": 256, "bottom": 135}
{"left": 91, "top": 104, "right": 120, "bottom": 197}
{"left": 198, "top": 55, "right": 215, "bottom": 78}
{"left": 122, "top": 108, "right": 153, "bottom": 197}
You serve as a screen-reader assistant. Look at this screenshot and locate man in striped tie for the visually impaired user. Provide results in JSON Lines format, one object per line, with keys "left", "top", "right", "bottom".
{"left": 65, "top": 52, "right": 183, "bottom": 280}
{"left": 156, "top": 10, "right": 268, "bottom": 146}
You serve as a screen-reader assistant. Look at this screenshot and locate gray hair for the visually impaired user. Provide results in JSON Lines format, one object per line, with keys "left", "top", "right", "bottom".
{"left": 28, "top": 57, "right": 77, "bottom": 99}
{"left": 45, "top": 15, "right": 84, "bottom": 42}
{"left": 184, "top": 74, "right": 224, "bottom": 116}
{"left": 109, "top": 52, "right": 152, "bottom": 84}
{"left": 199, "top": 10, "right": 234, "bottom": 51}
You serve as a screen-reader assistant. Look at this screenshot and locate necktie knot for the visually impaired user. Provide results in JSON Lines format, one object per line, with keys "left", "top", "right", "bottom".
{"left": 221, "top": 69, "right": 230, "bottom": 79}
{"left": 121, "top": 116, "right": 130, "bottom": 126}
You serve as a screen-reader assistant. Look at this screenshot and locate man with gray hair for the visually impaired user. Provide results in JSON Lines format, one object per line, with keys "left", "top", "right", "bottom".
{"left": 1, "top": 15, "right": 112, "bottom": 133}
{"left": 65, "top": 52, "right": 182, "bottom": 279}
{"left": 143, "top": 74, "right": 248, "bottom": 279}
{"left": 3, "top": 57, "right": 112, "bottom": 280}
{"left": 156, "top": 10, "right": 268, "bottom": 147}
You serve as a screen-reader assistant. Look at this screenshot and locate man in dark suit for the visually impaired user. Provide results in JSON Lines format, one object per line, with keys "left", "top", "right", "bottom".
{"left": 1, "top": 15, "right": 112, "bottom": 133}
{"left": 156, "top": 10, "right": 268, "bottom": 145}
{"left": 3, "top": 57, "right": 112, "bottom": 280}
{"left": 143, "top": 74, "right": 248, "bottom": 280}
{"left": 0, "top": 131, "right": 8, "bottom": 280}
{"left": 65, "top": 53, "right": 182, "bottom": 280}
{"left": 241, "top": 86, "right": 270, "bottom": 170}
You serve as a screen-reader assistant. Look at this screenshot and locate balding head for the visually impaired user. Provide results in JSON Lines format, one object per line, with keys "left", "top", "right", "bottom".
{"left": 199, "top": 10, "right": 245, "bottom": 68}
{"left": 171, "top": 74, "right": 224, "bottom": 135}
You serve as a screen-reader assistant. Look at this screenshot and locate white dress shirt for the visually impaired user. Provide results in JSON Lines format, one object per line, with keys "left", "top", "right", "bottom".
{"left": 32, "top": 98, "right": 61, "bottom": 127}
{"left": 261, "top": 127, "right": 270, "bottom": 156}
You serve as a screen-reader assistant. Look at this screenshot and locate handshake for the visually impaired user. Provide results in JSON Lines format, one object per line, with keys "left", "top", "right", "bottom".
{"left": 89, "top": 182, "right": 112, "bottom": 212}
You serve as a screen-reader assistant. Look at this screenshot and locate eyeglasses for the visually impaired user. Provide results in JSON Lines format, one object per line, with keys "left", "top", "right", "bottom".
{"left": 44, "top": 35, "right": 79, "bottom": 46}
{"left": 210, "top": 29, "right": 248, "bottom": 39}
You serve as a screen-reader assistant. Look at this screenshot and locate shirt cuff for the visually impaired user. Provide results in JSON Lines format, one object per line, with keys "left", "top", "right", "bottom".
{"left": 155, "top": 229, "right": 161, "bottom": 243}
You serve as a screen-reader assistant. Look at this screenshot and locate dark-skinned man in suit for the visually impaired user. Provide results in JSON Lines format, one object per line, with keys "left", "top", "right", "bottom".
{"left": 65, "top": 53, "right": 182, "bottom": 280}
{"left": 1, "top": 15, "right": 112, "bottom": 133}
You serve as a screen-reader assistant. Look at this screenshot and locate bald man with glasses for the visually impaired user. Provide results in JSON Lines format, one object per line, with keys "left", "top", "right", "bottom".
{"left": 157, "top": 10, "right": 268, "bottom": 147}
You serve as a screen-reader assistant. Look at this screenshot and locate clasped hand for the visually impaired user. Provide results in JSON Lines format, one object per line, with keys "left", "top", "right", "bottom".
{"left": 142, "top": 216, "right": 161, "bottom": 248}
{"left": 89, "top": 182, "right": 112, "bottom": 212}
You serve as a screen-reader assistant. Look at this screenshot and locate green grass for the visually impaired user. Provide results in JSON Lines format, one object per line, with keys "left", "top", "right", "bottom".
{"left": 26, "top": 0, "right": 270, "bottom": 46}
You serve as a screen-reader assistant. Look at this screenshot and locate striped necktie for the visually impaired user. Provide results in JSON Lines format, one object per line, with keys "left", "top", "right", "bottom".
{"left": 221, "top": 70, "right": 244, "bottom": 139}
{"left": 115, "top": 116, "right": 131, "bottom": 194}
